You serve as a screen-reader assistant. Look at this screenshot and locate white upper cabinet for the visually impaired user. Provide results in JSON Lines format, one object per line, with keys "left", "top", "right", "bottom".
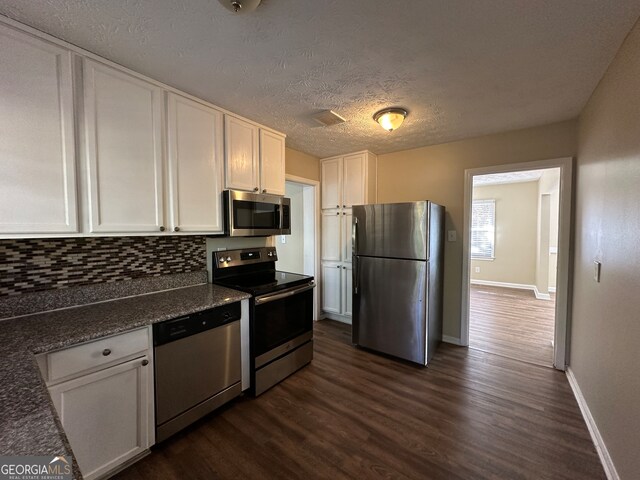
{"left": 321, "top": 210, "right": 341, "bottom": 262}
{"left": 225, "top": 115, "right": 286, "bottom": 195}
{"left": 167, "top": 93, "right": 224, "bottom": 233}
{"left": 0, "top": 24, "right": 78, "bottom": 235}
{"left": 321, "top": 158, "right": 342, "bottom": 209}
{"left": 342, "top": 210, "right": 353, "bottom": 262}
{"left": 224, "top": 115, "right": 259, "bottom": 193}
{"left": 83, "top": 59, "right": 165, "bottom": 233}
{"left": 260, "top": 129, "right": 286, "bottom": 196}
{"left": 342, "top": 153, "right": 366, "bottom": 208}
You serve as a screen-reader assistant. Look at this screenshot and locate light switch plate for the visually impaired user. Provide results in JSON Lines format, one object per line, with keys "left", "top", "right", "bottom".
{"left": 594, "top": 260, "right": 601, "bottom": 282}
{"left": 447, "top": 230, "right": 457, "bottom": 242}
{"left": 280, "top": 235, "right": 287, "bottom": 244}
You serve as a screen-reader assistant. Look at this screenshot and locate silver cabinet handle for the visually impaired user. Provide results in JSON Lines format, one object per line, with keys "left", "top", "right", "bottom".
{"left": 159, "top": 226, "right": 165, "bottom": 232}
{"left": 141, "top": 359, "right": 149, "bottom": 366}
{"left": 174, "top": 226, "right": 180, "bottom": 232}
{"left": 102, "top": 349, "right": 111, "bottom": 356}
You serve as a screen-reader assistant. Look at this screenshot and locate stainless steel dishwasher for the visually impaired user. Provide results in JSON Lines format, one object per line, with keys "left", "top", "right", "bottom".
{"left": 153, "top": 302, "right": 242, "bottom": 442}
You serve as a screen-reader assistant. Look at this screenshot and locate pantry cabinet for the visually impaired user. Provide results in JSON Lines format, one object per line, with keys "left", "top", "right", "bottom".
{"left": 224, "top": 115, "right": 286, "bottom": 195}
{"left": 41, "top": 328, "right": 154, "bottom": 480}
{"left": 83, "top": 59, "right": 165, "bottom": 233}
{"left": 320, "top": 151, "right": 377, "bottom": 323}
{"left": 167, "top": 93, "right": 224, "bottom": 233}
{"left": 0, "top": 23, "right": 78, "bottom": 235}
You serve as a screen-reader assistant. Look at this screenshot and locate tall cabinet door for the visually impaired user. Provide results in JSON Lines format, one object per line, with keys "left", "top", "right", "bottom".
{"left": 167, "top": 93, "right": 224, "bottom": 233}
{"left": 225, "top": 116, "right": 259, "bottom": 193}
{"left": 260, "top": 130, "right": 285, "bottom": 195}
{"left": 48, "top": 356, "right": 152, "bottom": 480}
{"left": 0, "top": 25, "right": 78, "bottom": 234}
{"left": 83, "top": 59, "right": 164, "bottom": 233}
{"left": 343, "top": 153, "right": 366, "bottom": 208}
{"left": 321, "top": 210, "right": 341, "bottom": 262}
{"left": 342, "top": 211, "right": 353, "bottom": 262}
{"left": 321, "top": 263, "right": 342, "bottom": 315}
{"left": 321, "top": 158, "right": 342, "bottom": 209}
{"left": 341, "top": 264, "right": 353, "bottom": 318}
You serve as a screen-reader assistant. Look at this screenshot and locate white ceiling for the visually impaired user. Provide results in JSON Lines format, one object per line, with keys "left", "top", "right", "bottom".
{"left": 1, "top": 1, "right": 639, "bottom": 158}
{"left": 473, "top": 169, "right": 554, "bottom": 187}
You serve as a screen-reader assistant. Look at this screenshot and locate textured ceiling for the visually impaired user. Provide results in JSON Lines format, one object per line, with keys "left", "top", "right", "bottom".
{"left": 473, "top": 169, "right": 557, "bottom": 187}
{"left": 1, "top": 1, "right": 639, "bottom": 158}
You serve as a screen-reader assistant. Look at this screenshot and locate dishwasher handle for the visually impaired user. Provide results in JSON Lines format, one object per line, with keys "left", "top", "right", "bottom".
{"left": 254, "top": 282, "right": 315, "bottom": 305}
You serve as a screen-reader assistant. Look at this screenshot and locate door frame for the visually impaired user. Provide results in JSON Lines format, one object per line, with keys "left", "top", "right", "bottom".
{"left": 285, "top": 174, "right": 321, "bottom": 321}
{"left": 460, "top": 157, "right": 573, "bottom": 370}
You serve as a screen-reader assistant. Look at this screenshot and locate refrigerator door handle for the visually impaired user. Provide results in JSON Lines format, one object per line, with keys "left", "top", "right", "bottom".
{"left": 352, "top": 217, "right": 359, "bottom": 294}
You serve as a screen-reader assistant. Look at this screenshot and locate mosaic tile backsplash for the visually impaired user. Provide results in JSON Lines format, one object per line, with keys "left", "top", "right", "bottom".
{"left": 0, "top": 236, "right": 206, "bottom": 297}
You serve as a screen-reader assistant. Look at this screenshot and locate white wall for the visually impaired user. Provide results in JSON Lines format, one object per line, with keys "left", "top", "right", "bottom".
{"left": 571, "top": 17, "right": 640, "bottom": 480}
{"left": 276, "top": 182, "right": 305, "bottom": 274}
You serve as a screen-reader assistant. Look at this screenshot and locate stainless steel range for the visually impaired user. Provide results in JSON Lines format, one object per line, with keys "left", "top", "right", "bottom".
{"left": 212, "top": 247, "right": 314, "bottom": 396}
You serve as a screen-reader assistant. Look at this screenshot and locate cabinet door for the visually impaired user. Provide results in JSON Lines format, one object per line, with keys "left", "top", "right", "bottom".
{"left": 225, "top": 115, "right": 259, "bottom": 192}
{"left": 321, "top": 158, "right": 342, "bottom": 209}
{"left": 83, "top": 59, "right": 164, "bottom": 233}
{"left": 0, "top": 25, "right": 78, "bottom": 234}
{"left": 342, "top": 210, "right": 353, "bottom": 263}
{"left": 49, "top": 356, "right": 152, "bottom": 480}
{"left": 167, "top": 93, "right": 224, "bottom": 233}
{"left": 341, "top": 263, "right": 353, "bottom": 317}
{"left": 343, "top": 153, "right": 366, "bottom": 208}
{"left": 260, "top": 130, "right": 285, "bottom": 196}
{"left": 322, "top": 210, "right": 341, "bottom": 262}
{"left": 322, "top": 263, "right": 342, "bottom": 315}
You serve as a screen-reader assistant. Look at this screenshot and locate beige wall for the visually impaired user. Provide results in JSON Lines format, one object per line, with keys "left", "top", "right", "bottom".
{"left": 285, "top": 147, "right": 320, "bottom": 181}
{"left": 376, "top": 119, "right": 577, "bottom": 339}
{"left": 276, "top": 182, "right": 305, "bottom": 274}
{"left": 471, "top": 181, "right": 539, "bottom": 285}
{"left": 571, "top": 18, "right": 640, "bottom": 480}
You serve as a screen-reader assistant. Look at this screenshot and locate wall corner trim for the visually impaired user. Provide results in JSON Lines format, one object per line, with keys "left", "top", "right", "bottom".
{"left": 566, "top": 367, "right": 620, "bottom": 480}
{"left": 442, "top": 335, "right": 462, "bottom": 346}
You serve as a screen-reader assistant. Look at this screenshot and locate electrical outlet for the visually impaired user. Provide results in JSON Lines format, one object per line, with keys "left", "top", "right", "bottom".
{"left": 475, "top": 267, "right": 480, "bottom": 273}
{"left": 447, "top": 230, "right": 457, "bottom": 242}
{"left": 280, "top": 235, "right": 286, "bottom": 244}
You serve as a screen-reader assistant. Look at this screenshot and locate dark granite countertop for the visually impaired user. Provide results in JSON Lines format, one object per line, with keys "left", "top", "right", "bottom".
{"left": 0, "top": 283, "right": 251, "bottom": 479}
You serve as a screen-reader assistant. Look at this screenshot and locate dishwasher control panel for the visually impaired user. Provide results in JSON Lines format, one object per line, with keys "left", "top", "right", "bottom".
{"left": 153, "top": 302, "right": 241, "bottom": 346}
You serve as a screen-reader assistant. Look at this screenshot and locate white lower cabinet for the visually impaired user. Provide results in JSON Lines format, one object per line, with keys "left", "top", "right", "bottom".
{"left": 41, "top": 328, "right": 154, "bottom": 480}
{"left": 322, "top": 262, "right": 352, "bottom": 323}
{"left": 341, "top": 264, "right": 353, "bottom": 317}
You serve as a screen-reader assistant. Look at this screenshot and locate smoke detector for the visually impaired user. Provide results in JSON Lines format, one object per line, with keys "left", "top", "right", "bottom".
{"left": 218, "top": 0, "right": 262, "bottom": 13}
{"left": 312, "top": 110, "right": 347, "bottom": 127}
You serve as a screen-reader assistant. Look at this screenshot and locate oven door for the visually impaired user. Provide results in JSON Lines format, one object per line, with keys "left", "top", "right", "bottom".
{"left": 252, "top": 283, "right": 314, "bottom": 366}
{"left": 225, "top": 190, "right": 288, "bottom": 237}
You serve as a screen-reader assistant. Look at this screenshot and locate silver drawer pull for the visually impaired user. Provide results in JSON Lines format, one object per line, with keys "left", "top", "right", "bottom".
{"left": 102, "top": 348, "right": 111, "bottom": 356}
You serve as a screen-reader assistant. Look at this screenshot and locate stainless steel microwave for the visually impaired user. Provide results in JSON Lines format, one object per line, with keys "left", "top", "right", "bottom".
{"left": 223, "top": 190, "right": 291, "bottom": 237}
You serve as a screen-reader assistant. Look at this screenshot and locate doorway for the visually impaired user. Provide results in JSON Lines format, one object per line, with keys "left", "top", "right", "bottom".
{"left": 276, "top": 175, "right": 320, "bottom": 320}
{"left": 461, "top": 158, "right": 573, "bottom": 370}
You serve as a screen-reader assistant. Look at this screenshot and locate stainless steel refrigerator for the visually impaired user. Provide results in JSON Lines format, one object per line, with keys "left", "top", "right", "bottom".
{"left": 352, "top": 201, "right": 445, "bottom": 366}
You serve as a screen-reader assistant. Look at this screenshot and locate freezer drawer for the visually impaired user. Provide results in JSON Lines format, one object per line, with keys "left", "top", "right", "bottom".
{"left": 353, "top": 256, "right": 428, "bottom": 365}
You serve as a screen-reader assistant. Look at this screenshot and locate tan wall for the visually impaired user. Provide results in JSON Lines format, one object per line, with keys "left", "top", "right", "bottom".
{"left": 572, "top": 18, "right": 640, "bottom": 480}
{"left": 376, "top": 119, "right": 577, "bottom": 339}
{"left": 471, "top": 181, "right": 539, "bottom": 285}
{"left": 285, "top": 147, "right": 320, "bottom": 181}
{"left": 276, "top": 182, "right": 305, "bottom": 274}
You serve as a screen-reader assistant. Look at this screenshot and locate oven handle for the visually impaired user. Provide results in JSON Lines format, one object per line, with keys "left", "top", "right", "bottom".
{"left": 254, "top": 282, "right": 315, "bottom": 305}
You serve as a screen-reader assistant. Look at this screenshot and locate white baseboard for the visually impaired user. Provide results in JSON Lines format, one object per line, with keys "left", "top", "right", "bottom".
{"left": 322, "top": 312, "right": 352, "bottom": 325}
{"left": 549, "top": 287, "right": 556, "bottom": 293}
{"left": 566, "top": 367, "right": 619, "bottom": 480}
{"left": 442, "top": 335, "right": 462, "bottom": 346}
{"left": 471, "top": 279, "right": 552, "bottom": 300}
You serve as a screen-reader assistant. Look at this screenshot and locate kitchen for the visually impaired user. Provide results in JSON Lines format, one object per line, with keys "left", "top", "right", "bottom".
{"left": 1, "top": 2, "right": 640, "bottom": 480}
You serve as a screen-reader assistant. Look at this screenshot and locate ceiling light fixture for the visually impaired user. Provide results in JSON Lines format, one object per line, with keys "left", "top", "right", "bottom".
{"left": 373, "top": 107, "right": 408, "bottom": 132}
{"left": 217, "top": 0, "right": 262, "bottom": 13}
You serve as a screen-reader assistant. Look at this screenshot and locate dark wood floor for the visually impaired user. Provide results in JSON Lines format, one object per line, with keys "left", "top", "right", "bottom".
{"left": 470, "top": 285, "right": 556, "bottom": 367}
{"left": 115, "top": 320, "right": 603, "bottom": 480}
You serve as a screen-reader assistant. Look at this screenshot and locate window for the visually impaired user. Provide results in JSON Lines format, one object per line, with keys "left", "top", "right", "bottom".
{"left": 471, "top": 199, "right": 495, "bottom": 259}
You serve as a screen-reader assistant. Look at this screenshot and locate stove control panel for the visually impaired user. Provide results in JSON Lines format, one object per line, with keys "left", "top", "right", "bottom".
{"left": 213, "top": 247, "right": 277, "bottom": 269}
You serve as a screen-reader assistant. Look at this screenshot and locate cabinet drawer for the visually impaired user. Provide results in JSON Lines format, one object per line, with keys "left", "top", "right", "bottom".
{"left": 47, "top": 328, "right": 149, "bottom": 382}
